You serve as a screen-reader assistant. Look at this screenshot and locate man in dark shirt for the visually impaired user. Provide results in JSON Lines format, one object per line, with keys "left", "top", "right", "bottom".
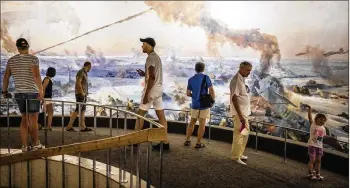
{"left": 65, "top": 61, "right": 93, "bottom": 132}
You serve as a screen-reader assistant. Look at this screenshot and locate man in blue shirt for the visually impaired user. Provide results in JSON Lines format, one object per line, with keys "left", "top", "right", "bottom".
{"left": 184, "top": 62, "right": 215, "bottom": 148}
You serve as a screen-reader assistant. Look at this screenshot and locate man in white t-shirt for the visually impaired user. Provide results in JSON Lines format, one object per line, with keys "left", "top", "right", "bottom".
{"left": 134, "top": 37, "right": 169, "bottom": 151}
{"left": 230, "top": 61, "right": 252, "bottom": 165}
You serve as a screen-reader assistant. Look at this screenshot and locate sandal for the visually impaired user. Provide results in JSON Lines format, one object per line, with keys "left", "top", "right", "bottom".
{"left": 66, "top": 127, "right": 75, "bottom": 132}
{"left": 184, "top": 140, "right": 191, "bottom": 146}
{"left": 195, "top": 143, "right": 205, "bottom": 149}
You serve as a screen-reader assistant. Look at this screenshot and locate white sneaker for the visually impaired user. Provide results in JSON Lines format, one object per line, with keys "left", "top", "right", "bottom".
{"left": 232, "top": 158, "right": 247, "bottom": 165}
{"left": 240, "top": 155, "right": 248, "bottom": 160}
{"left": 32, "top": 142, "right": 45, "bottom": 151}
{"left": 22, "top": 146, "right": 29, "bottom": 152}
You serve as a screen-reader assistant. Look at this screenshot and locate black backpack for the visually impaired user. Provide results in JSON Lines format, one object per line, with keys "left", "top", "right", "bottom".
{"left": 199, "top": 75, "right": 215, "bottom": 108}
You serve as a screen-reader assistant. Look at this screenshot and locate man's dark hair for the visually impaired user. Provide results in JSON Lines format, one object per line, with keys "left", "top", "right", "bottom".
{"left": 195, "top": 62, "right": 205, "bottom": 73}
{"left": 46, "top": 67, "right": 56, "bottom": 77}
{"left": 84, "top": 61, "right": 91, "bottom": 67}
{"left": 17, "top": 46, "right": 29, "bottom": 51}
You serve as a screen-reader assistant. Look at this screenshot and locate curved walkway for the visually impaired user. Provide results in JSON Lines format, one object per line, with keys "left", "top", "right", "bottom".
{"left": 0, "top": 128, "right": 348, "bottom": 188}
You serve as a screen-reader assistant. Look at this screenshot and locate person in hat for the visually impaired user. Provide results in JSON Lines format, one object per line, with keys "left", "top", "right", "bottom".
{"left": 134, "top": 37, "right": 170, "bottom": 151}
{"left": 2, "top": 38, "right": 44, "bottom": 152}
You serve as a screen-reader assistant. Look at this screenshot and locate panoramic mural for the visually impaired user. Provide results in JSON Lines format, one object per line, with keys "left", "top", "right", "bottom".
{"left": 1, "top": 1, "right": 349, "bottom": 152}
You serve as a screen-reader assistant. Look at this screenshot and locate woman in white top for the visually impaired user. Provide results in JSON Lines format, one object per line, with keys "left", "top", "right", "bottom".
{"left": 304, "top": 104, "right": 327, "bottom": 181}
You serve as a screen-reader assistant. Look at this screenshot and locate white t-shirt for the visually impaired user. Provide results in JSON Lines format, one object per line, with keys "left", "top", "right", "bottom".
{"left": 307, "top": 123, "right": 326, "bottom": 148}
{"left": 230, "top": 72, "right": 251, "bottom": 117}
{"left": 145, "top": 51, "right": 163, "bottom": 92}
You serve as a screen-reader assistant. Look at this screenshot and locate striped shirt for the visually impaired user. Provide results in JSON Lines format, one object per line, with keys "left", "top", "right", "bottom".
{"left": 7, "top": 54, "right": 40, "bottom": 93}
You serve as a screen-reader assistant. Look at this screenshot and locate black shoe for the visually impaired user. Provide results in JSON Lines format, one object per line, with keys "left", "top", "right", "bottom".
{"left": 81, "top": 127, "right": 93, "bottom": 132}
{"left": 152, "top": 143, "right": 170, "bottom": 151}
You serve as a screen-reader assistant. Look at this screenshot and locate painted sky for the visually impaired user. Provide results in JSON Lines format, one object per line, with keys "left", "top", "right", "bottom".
{"left": 1, "top": 1, "right": 349, "bottom": 60}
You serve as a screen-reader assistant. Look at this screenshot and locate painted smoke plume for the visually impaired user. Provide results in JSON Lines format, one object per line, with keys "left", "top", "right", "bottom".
{"left": 144, "top": 1, "right": 281, "bottom": 74}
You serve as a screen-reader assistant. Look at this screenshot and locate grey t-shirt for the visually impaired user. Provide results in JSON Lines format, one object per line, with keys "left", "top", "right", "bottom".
{"left": 145, "top": 52, "right": 163, "bottom": 88}
{"left": 75, "top": 68, "right": 88, "bottom": 95}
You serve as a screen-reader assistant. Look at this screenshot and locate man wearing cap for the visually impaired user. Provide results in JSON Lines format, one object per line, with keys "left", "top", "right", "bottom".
{"left": 2, "top": 38, "right": 44, "bottom": 152}
{"left": 135, "top": 37, "right": 170, "bottom": 151}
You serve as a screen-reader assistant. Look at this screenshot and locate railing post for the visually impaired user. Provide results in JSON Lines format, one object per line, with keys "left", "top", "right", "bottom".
{"left": 106, "top": 149, "right": 110, "bottom": 188}
{"left": 94, "top": 106, "right": 97, "bottom": 136}
{"left": 136, "top": 144, "right": 141, "bottom": 188}
{"left": 43, "top": 99, "right": 49, "bottom": 188}
{"left": 208, "top": 114, "right": 212, "bottom": 143}
{"left": 185, "top": 111, "right": 189, "bottom": 134}
{"left": 284, "top": 128, "right": 287, "bottom": 163}
{"left": 44, "top": 99, "right": 47, "bottom": 146}
{"left": 122, "top": 112, "right": 128, "bottom": 183}
{"left": 61, "top": 101, "right": 65, "bottom": 188}
{"left": 255, "top": 123, "right": 258, "bottom": 154}
{"left": 146, "top": 141, "right": 152, "bottom": 188}
{"left": 7, "top": 99, "right": 12, "bottom": 188}
{"left": 26, "top": 99, "right": 30, "bottom": 188}
{"left": 78, "top": 103, "right": 81, "bottom": 188}
{"left": 159, "top": 142, "right": 164, "bottom": 188}
{"left": 93, "top": 156, "right": 96, "bottom": 188}
{"left": 130, "top": 145, "right": 134, "bottom": 188}
{"left": 107, "top": 108, "right": 113, "bottom": 188}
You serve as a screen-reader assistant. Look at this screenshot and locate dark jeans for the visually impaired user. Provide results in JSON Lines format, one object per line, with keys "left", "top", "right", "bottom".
{"left": 75, "top": 94, "right": 87, "bottom": 112}
{"left": 14, "top": 93, "right": 40, "bottom": 113}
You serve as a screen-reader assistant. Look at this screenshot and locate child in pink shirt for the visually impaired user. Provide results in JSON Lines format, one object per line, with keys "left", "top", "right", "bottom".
{"left": 305, "top": 104, "right": 326, "bottom": 181}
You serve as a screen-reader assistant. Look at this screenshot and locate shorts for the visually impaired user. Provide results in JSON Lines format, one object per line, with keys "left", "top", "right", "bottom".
{"left": 75, "top": 94, "right": 87, "bottom": 112}
{"left": 308, "top": 146, "right": 323, "bottom": 157}
{"left": 190, "top": 109, "right": 210, "bottom": 119}
{"left": 14, "top": 93, "right": 40, "bottom": 113}
{"left": 44, "top": 98, "right": 53, "bottom": 105}
{"left": 139, "top": 87, "right": 163, "bottom": 111}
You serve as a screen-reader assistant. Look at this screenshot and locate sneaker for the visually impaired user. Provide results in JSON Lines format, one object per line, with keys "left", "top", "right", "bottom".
{"left": 152, "top": 143, "right": 170, "bottom": 151}
{"left": 22, "top": 146, "right": 29, "bottom": 152}
{"left": 240, "top": 155, "right": 248, "bottom": 160}
{"left": 232, "top": 158, "right": 247, "bottom": 165}
{"left": 316, "top": 174, "right": 324, "bottom": 181}
{"left": 32, "top": 142, "right": 45, "bottom": 151}
{"left": 308, "top": 174, "right": 317, "bottom": 180}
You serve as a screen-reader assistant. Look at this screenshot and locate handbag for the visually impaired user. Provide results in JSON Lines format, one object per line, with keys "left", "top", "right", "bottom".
{"left": 199, "top": 75, "right": 215, "bottom": 108}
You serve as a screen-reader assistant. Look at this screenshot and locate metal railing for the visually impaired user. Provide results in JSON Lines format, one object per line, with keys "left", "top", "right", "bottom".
{"left": 1, "top": 98, "right": 348, "bottom": 187}
{"left": 0, "top": 98, "right": 166, "bottom": 188}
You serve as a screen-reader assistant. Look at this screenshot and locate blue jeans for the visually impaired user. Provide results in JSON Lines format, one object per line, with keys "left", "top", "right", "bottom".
{"left": 14, "top": 93, "right": 40, "bottom": 113}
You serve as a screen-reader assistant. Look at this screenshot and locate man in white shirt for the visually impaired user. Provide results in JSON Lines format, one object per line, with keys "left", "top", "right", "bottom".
{"left": 230, "top": 61, "right": 252, "bottom": 165}
{"left": 134, "top": 37, "right": 169, "bottom": 151}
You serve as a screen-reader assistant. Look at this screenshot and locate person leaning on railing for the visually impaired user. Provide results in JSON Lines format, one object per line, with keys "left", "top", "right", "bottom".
{"left": 2, "top": 38, "right": 45, "bottom": 152}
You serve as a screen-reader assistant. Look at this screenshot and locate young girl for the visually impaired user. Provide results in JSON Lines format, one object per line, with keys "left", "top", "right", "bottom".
{"left": 42, "top": 67, "right": 56, "bottom": 131}
{"left": 305, "top": 104, "right": 326, "bottom": 181}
